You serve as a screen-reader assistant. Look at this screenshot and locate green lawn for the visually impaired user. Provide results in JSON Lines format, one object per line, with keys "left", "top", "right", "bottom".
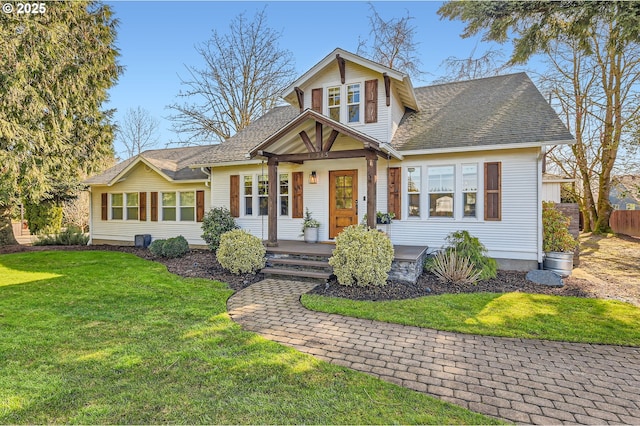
{"left": 0, "top": 251, "right": 498, "bottom": 425}
{"left": 302, "top": 290, "right": 640, "bottom": 346}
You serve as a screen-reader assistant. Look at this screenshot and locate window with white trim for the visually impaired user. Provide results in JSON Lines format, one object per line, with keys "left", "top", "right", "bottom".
{"left": 462, "top": 164, "right": 478, "bottom": 218}
{"left": 244, "top": 176, "right": 253, "bottom": 216}
{"left": 347, "top": 83, "right": 361, "bottom": 123}
{"left": 258, "top": 174, "right": 268, "bottom": 216}
{"left": 125, "top": 192, "right": 138, "bottom": 220}
{"left": 180, "top": 192, "right": 195, "bottom": 221}
{"left": 111, "top": 193, "right": 123, "bottom": 220}
{"left": 407, "top": 167, "right": 421, "bottom": 217}
{"left": 428, "top": 166, "right": 454, "bottom": 218}
{"left": 279, "top": 173, "right": 289, "bottom": 216}
{"left": 160, "top": 191, "right": 196, "bottom": 221}
{"left": 328, "top": 86, "right": 340, "bottom": 121}
{"left": 162, "top": 192, "right": 177, "bottom": 221}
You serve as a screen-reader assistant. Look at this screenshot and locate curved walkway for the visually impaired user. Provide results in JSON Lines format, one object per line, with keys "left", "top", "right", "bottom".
{"left": 228, "top": 279, "right": 640, "bottom": 425}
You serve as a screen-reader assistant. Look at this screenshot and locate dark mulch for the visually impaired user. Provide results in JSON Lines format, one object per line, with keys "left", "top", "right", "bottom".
{"left": 0, "top": 244, "right": 595, "bottom": 300}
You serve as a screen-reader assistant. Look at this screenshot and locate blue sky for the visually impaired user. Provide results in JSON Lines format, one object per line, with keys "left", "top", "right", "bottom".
{"left": 105, "top": 1, "right": 515, "bottom": 157}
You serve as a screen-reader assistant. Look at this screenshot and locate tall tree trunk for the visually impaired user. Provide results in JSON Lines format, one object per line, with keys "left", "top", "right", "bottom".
{"left": 0, "top": 206, "right": 19, "bottom": 246}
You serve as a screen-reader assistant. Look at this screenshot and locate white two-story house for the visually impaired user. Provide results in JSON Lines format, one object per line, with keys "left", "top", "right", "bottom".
{"left": 85, "top": 48, "right": 574, "bottom": 270}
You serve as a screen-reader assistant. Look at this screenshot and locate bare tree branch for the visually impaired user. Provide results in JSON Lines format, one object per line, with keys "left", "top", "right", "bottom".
{"left": 117, "top": 106, "right": 160, "bottom": 158}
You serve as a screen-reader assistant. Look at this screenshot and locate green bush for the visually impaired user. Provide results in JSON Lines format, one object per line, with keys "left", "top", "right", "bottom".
{"left": 201, "top": 207, "right": 239, "bottom": 252}
{"left": 543, "top": 201, "right": 577, "bottom": 252}
{"left": 428, "top": 249, "right": 482, "bottom": 285}
{"left": 329, "top": 225, "right": 394, "bottom": 287}
{"left": 425, "top": 230, "right": 497, "bottom": 280}
{"left": 216, "top": 229, "right": 266, "bottom": 274}
{"left": 33, "top": 226, "right": 89, "bottom": 246}
{"left": 149, "top": 239, "right": 166, "bottom": 257}
{"left": 162, "top": 235, "right": 190, "bottom": 258}
{"left": 25, "top": 201, "right": 63, "bottom": 235}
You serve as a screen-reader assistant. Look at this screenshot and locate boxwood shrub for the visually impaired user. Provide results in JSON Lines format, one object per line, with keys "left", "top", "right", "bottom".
{"left": 216, "top": 229, "right": 266, "bottom": 274}
{"left": 149, "top": 236, "right": 190, "bottom": 258}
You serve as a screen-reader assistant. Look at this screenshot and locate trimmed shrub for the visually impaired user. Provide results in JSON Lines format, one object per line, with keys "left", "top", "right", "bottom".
{"left": 201, "top": 207, "right": 239, "bottom": 252}
{"left": 149, "top": 239, "right": 166, "bottom": 257}
{"left": 162, "top": 235, "right": 190, "bottom": 258}
{"left": 429, "top": 249, "right": 482, "bottom": 285}
{"left": 426, "top": 230, "right": 497, "bottom": 280}
{"left": 216, "top": 229, "right": 266, "bottom": 274}
{"left": 33, "top": 226, "right": 89, "bottom": 246}
{"left": 542, "top": 201, "right": 577, "bottom": 253}
{"left": 25, "top": 201, "right": 63, "bottom": 235}
{"left": 329, "top": 225, "right": 394, "bottom": 287}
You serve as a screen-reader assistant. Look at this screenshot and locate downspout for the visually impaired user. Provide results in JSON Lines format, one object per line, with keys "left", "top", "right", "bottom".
{"left": 200, "top": 167, "right": 211, "bottom": 187}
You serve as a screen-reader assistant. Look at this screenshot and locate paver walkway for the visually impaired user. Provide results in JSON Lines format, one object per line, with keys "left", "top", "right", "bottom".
{"left": 228, "top": 279, "right": 640, "bottom": 425}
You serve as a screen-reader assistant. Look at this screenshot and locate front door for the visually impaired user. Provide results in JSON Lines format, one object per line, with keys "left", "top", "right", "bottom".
{"left": 329, "top": 170, "right": 358, "bottom": 239}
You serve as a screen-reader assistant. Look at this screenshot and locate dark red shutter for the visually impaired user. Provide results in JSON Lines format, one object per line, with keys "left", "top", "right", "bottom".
{"left": 150, "top": 192, "right": 158, "bottom": 222}
{"left": 311, "top": 88, "right": 323, "bottom": 113}
{"left": 101, "top": 193, "right": 108, "bottom": 220}
{"left": 230, "top": 175, "right": 240, "bottom": 218}
{"left": 387, "top": 167, "right": 401, "bottom": 219}
{"left": 139, "top": 192, "right": 147, "bottom": 221}
{"left": 484, "top": 162, "right": 502, "bottom": 221}
{"left": 292, "top": 171, "right": 304, "bottom": 218}
{"left": 196, "top": 190, "right": 205, "bottom": 222}
{"left": 365, "top": 79, "right": 378, "bottom": 123}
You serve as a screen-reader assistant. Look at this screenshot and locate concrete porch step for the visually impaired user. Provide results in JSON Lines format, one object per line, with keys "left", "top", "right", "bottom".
{"left": 268, "top": 258, "right": 332, "bottom": 269}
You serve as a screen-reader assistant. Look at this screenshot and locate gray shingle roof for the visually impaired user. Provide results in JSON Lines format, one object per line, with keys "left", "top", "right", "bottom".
{"left": 391, "top": 72, "right": 574, "bottom": 151}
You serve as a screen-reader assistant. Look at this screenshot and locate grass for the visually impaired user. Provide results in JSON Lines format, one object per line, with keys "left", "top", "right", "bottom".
{"left": 0, "top": 251, "right": 499, "bottom": 425}
{"left": 301, "top": 291, "right": 640, "bottom": 346}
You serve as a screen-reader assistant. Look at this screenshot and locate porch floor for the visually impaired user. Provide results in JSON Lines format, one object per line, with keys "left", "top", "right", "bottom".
{"left": 264, "top": 240, "right": 428, "bottom": 262}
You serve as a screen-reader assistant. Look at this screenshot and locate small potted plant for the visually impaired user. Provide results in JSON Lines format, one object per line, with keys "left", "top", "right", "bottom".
{"left": 542, "top": 201, "right": 578, "bottom": 277}
{"left": 376, "top": 211, "right": 395, "bottom": 224}
{"left": 301, "top": 208, "right": 320, "bottom": 243}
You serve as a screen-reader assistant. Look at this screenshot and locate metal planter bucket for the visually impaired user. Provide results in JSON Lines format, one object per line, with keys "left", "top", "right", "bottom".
{"left": 543, "top": 251, "right": 574, "bottom": 277}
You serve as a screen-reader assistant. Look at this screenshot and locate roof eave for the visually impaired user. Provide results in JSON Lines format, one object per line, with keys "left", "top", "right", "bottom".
{"left": 398, "top": 139, "right": 576, "bottom": 156}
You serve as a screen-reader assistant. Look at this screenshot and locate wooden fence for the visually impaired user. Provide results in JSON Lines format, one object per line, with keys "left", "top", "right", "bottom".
{"left": 610, "top": 210, "right": 640, "bottom": 237}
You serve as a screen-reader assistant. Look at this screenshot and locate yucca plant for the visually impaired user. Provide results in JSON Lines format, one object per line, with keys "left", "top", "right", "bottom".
{"left": 429, "top": 249, "right": 482, "bottom": 285}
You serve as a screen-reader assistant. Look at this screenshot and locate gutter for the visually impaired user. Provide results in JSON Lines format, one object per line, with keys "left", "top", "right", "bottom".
{"left": 397, "top": 139, "right": 576, "bottom": 157}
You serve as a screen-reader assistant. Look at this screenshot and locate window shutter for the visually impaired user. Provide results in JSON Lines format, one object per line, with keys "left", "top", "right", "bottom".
{"left": 101, "top": 193, "right": 108, "bottom": 220}
{"left": 292, "top": 171, "right": 304, "bottom": 218}
{"left": 196, "top": 190, "right": 205, "bottom": 222}
{"left": 387, "top": 167, "right": 401, "bottom": 219}
{"left": 365, "top": 79, "right": 378, "bottom": 123}
{"left": 150, "top": 192, "right": 158, "bottom": 222}
{"left": 230, "top": 175, "right": 240, "bottom": 218}
{"left": 484, "top": 162, "right": 501, "bottom": 221}
{"left": 139, "top": 192, "right": 147, "bottom": 221}
{"left": 311, "top": 88, "right": 323, "bottom": 113}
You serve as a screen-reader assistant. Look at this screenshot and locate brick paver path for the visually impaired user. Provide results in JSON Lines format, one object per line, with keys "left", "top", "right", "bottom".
{"left": 228, "top": 279, "right": 640, "bottom": 424}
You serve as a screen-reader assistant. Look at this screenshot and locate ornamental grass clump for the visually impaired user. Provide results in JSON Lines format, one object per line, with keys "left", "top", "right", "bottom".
{"left": 425, "top": 230, "right": 497, "bottom": 281}
{"left": 216, "top": 229, "right": 266, "bottom": 274}
{"left": 429, "top": 249, "right": 482, "bottom": 285}
{"left": 329, "top": 225, "right": 394, "bottom": 287}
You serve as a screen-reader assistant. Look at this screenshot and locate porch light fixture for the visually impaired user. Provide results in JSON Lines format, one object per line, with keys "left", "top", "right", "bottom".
{"left": 309, "top": 171, "right": 318, "bottom": 184}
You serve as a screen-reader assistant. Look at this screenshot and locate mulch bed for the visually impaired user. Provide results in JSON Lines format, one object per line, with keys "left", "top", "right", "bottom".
{"left": 0, "top": 244, "right": 597, "bottom": 300}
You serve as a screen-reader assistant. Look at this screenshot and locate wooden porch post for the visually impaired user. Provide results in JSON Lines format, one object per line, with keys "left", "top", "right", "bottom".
{"left": 267, "top": 158, "right": 278, "bottom": 246}
{"left": 366, "top": 152, "right": 377, "bottom": 229}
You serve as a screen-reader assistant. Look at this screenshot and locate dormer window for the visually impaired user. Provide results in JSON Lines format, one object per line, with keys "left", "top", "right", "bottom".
{"left": 328, "top": 86, "right": 340, "bottom": 121}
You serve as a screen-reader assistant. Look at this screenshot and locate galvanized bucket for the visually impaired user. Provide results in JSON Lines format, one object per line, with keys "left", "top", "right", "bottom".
{"left": 543, "top": 252, "right": 574, "bottom": 277}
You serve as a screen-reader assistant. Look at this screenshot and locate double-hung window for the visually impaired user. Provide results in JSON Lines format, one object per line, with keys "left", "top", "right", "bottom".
{"left": 328, "top": 86, "right": 340, "bottom": 121}
{"left": 111, "top": 193, "right": 123, "bottom": 220}
{"left": 161, "top": 191, "right": 195, "bottom": 221}
{"left": 347, "top": 83, "right": 361, "bottom": 123}
{"left": 180, "top": 192, "right": 195, "bottom": 221}
{"left": 162, "top": 192, "right": 177, "bottom": 221}
{"left": 279, "top": 174, "right": 289, "bottom": 216}
{"left": 125, "top": 193, "right": 138, "bottom": 220}
{"left": 258, "top": 174, "right": 268, "bottom": 216}
{"left": 462, "top": 164, "right": 478, "bottom": 218}
{"left": 428, "top": 166, "right": 454, "bottom": 218}
{"left": 407, "top": 167, "right": 421, "bottom": 217}
{"left": 244, "top": 176, "right": 253, "bottom": 216}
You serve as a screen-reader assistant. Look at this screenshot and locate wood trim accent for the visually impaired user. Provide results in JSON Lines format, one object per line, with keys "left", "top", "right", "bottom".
{"left": 484, "top": 162, "right": 501, "bottom": 221}
{"left": 336, "top": 54, "right": 346, "bottom": 84}
{"left": 196, "top": 190, "right": 205, "bottom": 222}
{"left": 311, "top": 88, "right": 322, "bottom": 113}
{"left": 292, "top": 171, "right": 304, "bottom": 218}
{"left": 383, "top": 73, "right": 391, "bottom": 107}
{"left": 150, "top": 192, "right": 158, "bottom": 222}
{"left": 294, "top": 87, "right": 304, "bottom": 113}
{"left": 101, "top": 193, "right": 108, "bottom": 221}
{"left": 139, "top": 192, "right": 147, "bottom": 222}
{"left": 267, "top": 158, "right": 278, "bottom": 246}
{"left": 324, "top": 129, "right": 339, "bottom": 152}
{"left": 261, "top": 149, "right": 383, "bottom": 164}
{"left": 366, "top": 157, "right": 377, "bottom": 228}
{"left": 316, "top": 122, "right": 323, "bottom": 152}
{"left": 298, "top": 131, "right": 317, "bottom": 153}
{"left": 365, "top": 79, "right": 378, "bottom": 123}
{"left": 230, "top": 175, "right": 240, "bottom": 218}
{"left": 387, "top": 167, "right": 401, "bottom": 220}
